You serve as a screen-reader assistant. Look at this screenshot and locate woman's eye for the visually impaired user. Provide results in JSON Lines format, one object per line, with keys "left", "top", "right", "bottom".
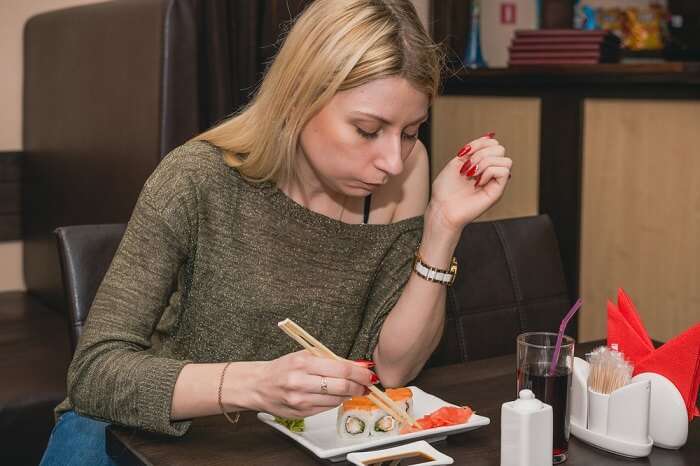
{"left": 356, "top": 127, "right": 379, "bottom": 139}
{"left": 356, "top": 127, "right": 418, "bottom": 141}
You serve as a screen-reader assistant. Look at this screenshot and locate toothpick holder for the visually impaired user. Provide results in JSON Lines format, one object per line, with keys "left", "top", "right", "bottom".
{"left": 570, "top": 357, "right": 652, "bottom": 457}
{"left": 571, "top": 357, "right": 689, "bottom": 457}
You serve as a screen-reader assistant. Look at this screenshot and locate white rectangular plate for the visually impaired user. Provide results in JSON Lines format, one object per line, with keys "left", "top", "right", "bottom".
{"left": 257, "top": 386, "right": 490, "bottom": 462}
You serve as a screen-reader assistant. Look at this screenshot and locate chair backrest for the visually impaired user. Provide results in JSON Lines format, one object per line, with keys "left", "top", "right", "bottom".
{"left": 428, "top": 214, "right": 570, "bottom": 367}
{"left": 54, "top": 224, "right": 126, "bottom": 353}
{"left": 23, "top": 0, "right": 199, "bottom": 313}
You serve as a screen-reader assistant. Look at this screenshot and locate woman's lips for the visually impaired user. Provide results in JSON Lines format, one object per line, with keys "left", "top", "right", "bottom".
{"left": 361, "top": 181, "right": 384, "bottom": 189}
{"left": 363, "top": 177, "right": 387, "bottom": 186}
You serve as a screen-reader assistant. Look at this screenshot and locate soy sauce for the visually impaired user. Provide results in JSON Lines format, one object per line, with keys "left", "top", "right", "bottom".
{"left": 361, "top": 451, "right": 434, "bottom": 465}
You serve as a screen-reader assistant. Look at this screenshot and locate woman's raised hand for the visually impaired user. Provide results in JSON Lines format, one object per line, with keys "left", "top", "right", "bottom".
{"left": 250, "top": 350, "right": 375, "bottom": 419}
{"left": 429, "top": 133, "right": 512, "bottom": 233}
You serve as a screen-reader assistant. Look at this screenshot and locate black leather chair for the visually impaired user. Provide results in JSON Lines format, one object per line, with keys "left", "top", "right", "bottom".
{"left": 428, "top": 214, "right": 570, "bottom": 367}
{"left": 54, "top": 224, "right": 126, "bottom": 353}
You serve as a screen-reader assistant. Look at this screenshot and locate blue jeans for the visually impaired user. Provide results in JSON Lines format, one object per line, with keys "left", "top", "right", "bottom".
{"left": 39, "top": 410, "right": 116, "bottom": 466}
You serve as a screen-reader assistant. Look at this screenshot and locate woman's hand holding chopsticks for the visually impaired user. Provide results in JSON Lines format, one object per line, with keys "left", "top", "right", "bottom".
{"left": 248, "top": 350, "right": 374, "bottom": 419}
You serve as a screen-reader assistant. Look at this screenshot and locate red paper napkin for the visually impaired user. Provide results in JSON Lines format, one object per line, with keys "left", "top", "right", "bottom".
{"left": 607, "top": 288, "right": 700, "bottom": 420}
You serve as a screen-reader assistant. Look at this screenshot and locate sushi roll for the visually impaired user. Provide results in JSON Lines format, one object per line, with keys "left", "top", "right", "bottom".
{"left": 371, "top": 388, "right": 414, "bottom": 437}
{"left": 370, "top": 409, "right": 400, "bottom": 437}
{"left": 337, "top": 397, "right": 373, "bottom": 441}
{"left": 386, "top": 387, "right": 414, "bottom": 418}
{"left": 337, "top": 388, "right": 415, "bottom": 440}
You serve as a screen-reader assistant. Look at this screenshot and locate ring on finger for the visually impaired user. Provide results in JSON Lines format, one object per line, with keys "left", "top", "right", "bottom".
{"left": 320, "top": 376, "right": 328, "bottom": 395}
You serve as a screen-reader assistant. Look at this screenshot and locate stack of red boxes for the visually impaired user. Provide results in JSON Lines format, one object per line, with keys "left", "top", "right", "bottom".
{"left": 508, "top": 29, "right": 621, "bottom": 65}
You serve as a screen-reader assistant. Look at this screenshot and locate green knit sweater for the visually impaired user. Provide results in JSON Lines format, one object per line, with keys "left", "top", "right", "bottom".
{"left": 56, "top": 141, "right": 423, "bottom": 436}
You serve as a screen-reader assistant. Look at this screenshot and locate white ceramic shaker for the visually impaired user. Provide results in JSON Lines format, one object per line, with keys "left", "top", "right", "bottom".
{"left": 501, "top": 389, "right": 553, "bottom": 466}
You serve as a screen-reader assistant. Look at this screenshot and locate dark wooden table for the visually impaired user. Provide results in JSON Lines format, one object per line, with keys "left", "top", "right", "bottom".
{"left": 107, "top": 341, "right": 699, "bottom": 465}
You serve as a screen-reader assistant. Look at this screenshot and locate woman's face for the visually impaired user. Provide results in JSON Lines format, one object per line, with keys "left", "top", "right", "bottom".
{"left": 298, "top": 76, "right": 429, "bottom": 196}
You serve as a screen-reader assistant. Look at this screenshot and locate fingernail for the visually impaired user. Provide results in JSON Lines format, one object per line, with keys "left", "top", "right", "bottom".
{"left": 370, "top": 373, "right": 379, "bottom": 384}
{"left": 457, "top": 144, "right": 471, "bottom": 158}
{"left": 485, "top": 131, "right": 496, "bottom": 139}
{"left": 466, "top": 164, "right": 478, "bottom": 177}
{"left": 460, "top": 160, "right": 472, "bottom": 175}
{"left": 508, "top": 173, "right": 512, "bottom": 180}
{"left": 474, "top": 174, "right": 482, "bottom": 187}
{"left": 353, "top": 358, "right": 376, "bottom": 368}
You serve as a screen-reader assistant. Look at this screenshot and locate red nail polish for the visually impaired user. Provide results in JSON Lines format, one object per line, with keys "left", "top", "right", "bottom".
{"left": 460, "top": 160, "right": 472, "bottom": 175}
{"left": 485, "top": 131, "right": 496, "bottom": 139}
{"left": 466, "top": 164, "right": 478, "bottom": 177}
{"left": 353, "top": 358, "right": 376, "bottom": 368}
{"left": 370, "top": 373, "right": 379, "bottom": 384}
{"left": 457, "top": 144, "right": 471, "bottom": 158}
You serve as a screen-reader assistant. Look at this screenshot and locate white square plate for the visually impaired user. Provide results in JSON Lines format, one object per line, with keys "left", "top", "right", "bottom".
{"left": 257, "top": 386, "right": 490, "bottom": 462}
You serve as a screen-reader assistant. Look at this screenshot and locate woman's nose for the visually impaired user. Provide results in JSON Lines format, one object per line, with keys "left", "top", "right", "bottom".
{"left": 375, "top": 137, "right": 404, "bottom": 176}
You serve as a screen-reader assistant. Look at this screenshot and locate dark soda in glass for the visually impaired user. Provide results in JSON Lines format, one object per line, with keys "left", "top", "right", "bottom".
{"left": 517, "top": 362, "right": 572, "bottom": 457}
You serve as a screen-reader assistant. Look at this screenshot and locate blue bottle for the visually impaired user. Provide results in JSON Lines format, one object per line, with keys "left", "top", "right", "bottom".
{"left": 464, "top": 0, "right": 488, "bottom": 69}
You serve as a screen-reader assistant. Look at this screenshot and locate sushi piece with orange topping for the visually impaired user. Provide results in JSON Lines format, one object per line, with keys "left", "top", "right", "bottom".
{"left": 386, "top": 387, "right": 414, "bottom": 418}
{"left": 337, "top": 396, "right": 374, "bottom": 440}
{"left": 337, "top": 387, "right": 415, "bottom": 439}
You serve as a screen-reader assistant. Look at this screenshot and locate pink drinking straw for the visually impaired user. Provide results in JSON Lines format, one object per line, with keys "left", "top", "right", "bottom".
{"left": 549, "top": 298, "right": 583, "bottom": 376}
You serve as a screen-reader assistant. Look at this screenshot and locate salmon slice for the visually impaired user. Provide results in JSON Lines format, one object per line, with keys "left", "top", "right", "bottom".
{"left": 399, "top": 406, "right": 473, "bottom": 434}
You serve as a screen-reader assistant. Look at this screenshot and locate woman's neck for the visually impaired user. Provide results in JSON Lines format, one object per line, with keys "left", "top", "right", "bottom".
{"left": 277, "top": 160, "right": 349, "bottom": 222}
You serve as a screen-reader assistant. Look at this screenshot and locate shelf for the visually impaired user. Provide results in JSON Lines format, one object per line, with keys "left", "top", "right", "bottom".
{"left": 443, "top": 62, "right": 700, "bottom": 89}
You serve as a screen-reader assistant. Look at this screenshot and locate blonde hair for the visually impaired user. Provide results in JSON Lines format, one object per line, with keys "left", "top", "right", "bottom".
{"left": 193, "top": 0, "right": 444, "bottom": 184}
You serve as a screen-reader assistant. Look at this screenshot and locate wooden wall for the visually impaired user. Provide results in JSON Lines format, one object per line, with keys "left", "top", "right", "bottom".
{"left": 579, "top": 99, "right": 700, "bottom": 342}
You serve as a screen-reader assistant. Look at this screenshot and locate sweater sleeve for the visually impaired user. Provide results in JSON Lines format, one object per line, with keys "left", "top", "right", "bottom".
{"left": 66, "top": 152, "right": 200, "bottom": 436}
{"left": 348, "top": 220, "right": 423, "bottom": 361}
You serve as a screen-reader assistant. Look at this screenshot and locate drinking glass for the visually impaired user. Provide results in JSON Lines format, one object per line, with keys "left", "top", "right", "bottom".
{"left": 516, "top": 332, "right": 575, "bottom": 464}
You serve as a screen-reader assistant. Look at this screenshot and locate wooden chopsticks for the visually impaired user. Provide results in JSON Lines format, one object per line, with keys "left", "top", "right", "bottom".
{"left": 278, "top": 318, "right": 417, "bottom": 428}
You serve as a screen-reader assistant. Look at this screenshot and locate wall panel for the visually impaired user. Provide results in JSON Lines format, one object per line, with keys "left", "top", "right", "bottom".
{"left": 580, "top": 99, "right": 700, "bottom": 342}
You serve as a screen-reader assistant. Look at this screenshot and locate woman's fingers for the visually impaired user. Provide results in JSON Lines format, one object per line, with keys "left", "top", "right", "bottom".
{"left": 286, "top": 354, "right": 374, "bottom": 395}
{"left": 460, "top": 157, "right": 512, "bottom": 183}
{"left": 475, "top": 166, "right": 511, "bottom": 187}
{"left": 456, "top": 141, "right": 507, "bottom": 178}
{"left": 463, "top": 144, "right": 506, "bottom": 165}
{"left": 303, "top": 355, "right": 374, "bottom": 387}
{"left": 281, "top": 393, "right": 348, "bottom": 418}
{"left": 463, "top": 156, "right": 512, "bottom": 177}
{"left": 287, "top": 372, "right": 367, "bottom": 397}
{"left": 456, "top": 137, "right": 501, "bottom": 160}
{"left": 286, "top": 399, "right": 343, "bottom": 418}
{"left": 298, "top": 392, "right": 348, "bottom": 408}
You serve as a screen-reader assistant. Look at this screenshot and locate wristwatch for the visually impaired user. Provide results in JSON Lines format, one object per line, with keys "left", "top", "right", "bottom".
{"left": 413, "top": 246, "right": 458, "bottom": 286}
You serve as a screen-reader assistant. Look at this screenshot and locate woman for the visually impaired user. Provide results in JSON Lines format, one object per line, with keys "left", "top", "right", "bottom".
{"left": 41, "top": 0, "right": 511, "bottom": 464}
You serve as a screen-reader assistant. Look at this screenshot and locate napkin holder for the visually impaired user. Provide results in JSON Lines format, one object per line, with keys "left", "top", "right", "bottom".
{"left": 570, "top": 357, "right": 653, "bottom": 457}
